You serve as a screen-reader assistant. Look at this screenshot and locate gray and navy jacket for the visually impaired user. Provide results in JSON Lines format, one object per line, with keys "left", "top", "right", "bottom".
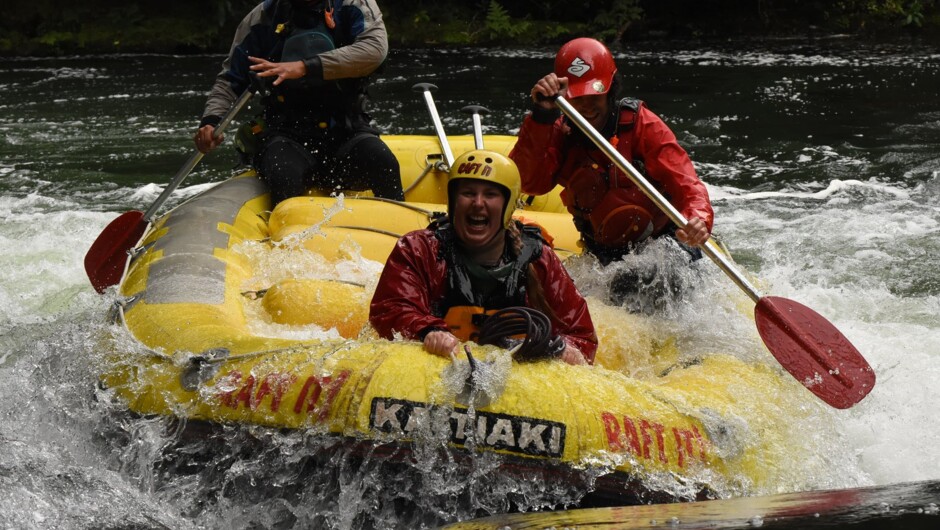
{"left": 200, "top": 0, "right": 388, "bottom": 130}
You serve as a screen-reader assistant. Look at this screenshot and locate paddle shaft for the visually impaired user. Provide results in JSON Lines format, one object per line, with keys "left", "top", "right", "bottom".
{"left": 554, "top": 96, "right": 763, "bottom": 304}
{"left": 470, "top": 112, "right": 484, "bottom": 149}
{"left": 412, "top": 83, "right": 455, "bottom": 169}
{"left": 143, "top": 88, "right": 254, "bottom": 223}
{"left": 461, "top": 105, "right": 489, "bottom": 150}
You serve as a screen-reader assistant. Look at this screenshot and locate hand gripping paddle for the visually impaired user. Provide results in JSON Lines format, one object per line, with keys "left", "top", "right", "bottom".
{"left": 84, "top": 88, "right": 254, "bottom": 293}
{"left": 552, "top": 94, "right": 875, "bottom": 408}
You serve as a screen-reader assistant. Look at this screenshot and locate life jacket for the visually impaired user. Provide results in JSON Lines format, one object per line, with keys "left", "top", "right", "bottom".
{"left": 430, "top": 217, "right": 544, "bottom": 342}
{"left": 557, "top": 98, "right": 671, "bottom": 248}
{"left": 260, "top": 0, "right": 373, "bottom": 134}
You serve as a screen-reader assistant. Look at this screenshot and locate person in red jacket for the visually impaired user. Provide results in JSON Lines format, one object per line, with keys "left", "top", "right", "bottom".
{"left": 369, "top": 149, "right": 597, "bottom": 365}
{"left": 509, "top": 37, "right": 714, "bottom": 311}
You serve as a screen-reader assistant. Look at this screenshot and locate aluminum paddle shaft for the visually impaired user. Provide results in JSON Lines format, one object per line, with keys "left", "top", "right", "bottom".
{"left": 144, "top": 88, "right": 254, "bottom": 223}
{"left": 413, "top": 83, "right": 455, "bottom": 169}
{"left": 554, "top": 95, "right": 763, "bottom": 303}
{"left": 85, "top": 88, "right": 254, "bottom": 293}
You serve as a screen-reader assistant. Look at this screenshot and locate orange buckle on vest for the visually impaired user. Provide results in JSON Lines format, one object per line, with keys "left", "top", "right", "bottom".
{"left": 324, "top": 7, "right": 336, "bottom": 29}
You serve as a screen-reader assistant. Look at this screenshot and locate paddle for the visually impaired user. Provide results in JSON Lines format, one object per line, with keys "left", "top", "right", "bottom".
{"left": 413, "top": 83, "right": 455, "bottom": 169}
{"left": 84, "top": 89, "right": 254, "bottom": 293}
{"left": 461, "top": 105, "right": 489, "bottom": 149}
{"left": 551, "top": 94, "right": 875, "bottom": 409}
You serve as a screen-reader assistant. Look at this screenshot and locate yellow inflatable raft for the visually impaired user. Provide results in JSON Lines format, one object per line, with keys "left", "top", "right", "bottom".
{"left": 100, "top": 135, "right": 814, "bottom": 503}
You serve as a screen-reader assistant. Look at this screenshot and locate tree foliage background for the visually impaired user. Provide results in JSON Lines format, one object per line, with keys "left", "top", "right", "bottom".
{"left": 3, "top": 0, "right": 937, "bottom": 55}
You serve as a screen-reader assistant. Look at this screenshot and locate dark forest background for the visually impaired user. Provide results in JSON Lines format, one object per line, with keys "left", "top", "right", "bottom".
{"left": 3, "top": 0, "right": 938, "bottom": 56}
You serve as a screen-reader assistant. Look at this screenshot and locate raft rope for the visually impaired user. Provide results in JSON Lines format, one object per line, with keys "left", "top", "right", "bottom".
{"left": 330, "top": 225, "right": 402, "bottom": 238}
{"left": 240, "top": 279, "right": 366, "bottom": 300}
{"left": 358, "top": 196, "right": 437, "bottom": 217}
{"left": 402, "top": 160, "right": 438, "bottom": 195}
{"left": 474, "top": 307, "right": 565, "bottom": 362}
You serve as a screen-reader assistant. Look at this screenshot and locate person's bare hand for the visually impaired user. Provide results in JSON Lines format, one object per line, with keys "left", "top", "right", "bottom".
{"left": 559, "top": 343, "right": 587, "bottom": 365}
{"left": 193, "top": 124, "right": 223, "bottom": 154}
{"left": 676, "top": 216, "right": 709, "bottom": 247}
{"left": 423, "top": 330, "right": 459, "bottom": 359}
{"left": 249, "top": 56, "right": 307, "bottom": 86}
{"left": 530, "top": 74, "right": 569, "bottom": 110}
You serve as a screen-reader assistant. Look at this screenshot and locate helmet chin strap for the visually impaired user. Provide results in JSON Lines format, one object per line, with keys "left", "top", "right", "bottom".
{"left": 598, "top": 106, "right": 618, "bottom": 138}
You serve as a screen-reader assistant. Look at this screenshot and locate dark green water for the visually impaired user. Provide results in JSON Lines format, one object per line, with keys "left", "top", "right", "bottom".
{"left": 3, "top": 41, "right": 938, "bottom": 200}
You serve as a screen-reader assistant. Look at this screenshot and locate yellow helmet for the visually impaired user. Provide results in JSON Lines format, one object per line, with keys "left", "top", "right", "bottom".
{"left": 447, "top": 150, "right": 521, "bottom": 228}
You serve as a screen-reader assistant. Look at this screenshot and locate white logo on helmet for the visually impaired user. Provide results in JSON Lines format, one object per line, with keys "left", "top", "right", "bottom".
{"left": 567, "top": 57, "right": 591, "bottom": 78}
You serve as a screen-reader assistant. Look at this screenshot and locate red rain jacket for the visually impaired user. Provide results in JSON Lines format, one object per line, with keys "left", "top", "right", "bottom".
{"left": 510, "top": 100, "right": 713, "bottom": 248}
{"left": 369, "top": 228, "right": 598, "bottom": 364}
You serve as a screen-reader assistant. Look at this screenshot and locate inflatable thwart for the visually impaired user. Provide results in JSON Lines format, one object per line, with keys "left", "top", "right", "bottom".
{"left": 99, "top": 135, "right": 820, "bottom": 503}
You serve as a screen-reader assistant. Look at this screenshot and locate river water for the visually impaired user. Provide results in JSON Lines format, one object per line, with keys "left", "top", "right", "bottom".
{"left": 1, "top": 39, "right": 939, "bottom": 528}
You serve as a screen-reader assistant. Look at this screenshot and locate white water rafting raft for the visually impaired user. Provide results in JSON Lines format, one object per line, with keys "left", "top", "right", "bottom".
{"left": 97, "top": 134, "right": 829, "bottom": 503}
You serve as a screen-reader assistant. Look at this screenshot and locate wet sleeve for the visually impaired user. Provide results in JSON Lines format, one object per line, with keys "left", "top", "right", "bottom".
{"left": 313, "top": 0, "right": 388, "bottom": 81}
{"left": 369, "top": 232, "right": 449, "bottom": 341}
{"left": 509, "top": 113, "right": 566, "bottom": 196}
{"left": 533, "top": 249, "right": 598, "bottom": 364}
{"left": 634, "top": 107, "right": 714, "bottom": 231}
{"left": 201, "top": 6, "right": 266, "bottom": 125}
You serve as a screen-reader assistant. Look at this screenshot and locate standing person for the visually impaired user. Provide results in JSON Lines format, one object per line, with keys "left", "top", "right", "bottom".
{"left": 193, "top": 0, "right": 403, "bottom": 205}
{"left": 509, "top": 37, "right": 713, "bottom": 311}
{"left": 369, "top": 150, "right": 598, "bottom": 365}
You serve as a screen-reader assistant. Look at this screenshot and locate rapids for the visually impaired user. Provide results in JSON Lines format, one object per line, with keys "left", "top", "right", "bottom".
{"left": 1, "top": 39, "right": 939, "bottom": 528}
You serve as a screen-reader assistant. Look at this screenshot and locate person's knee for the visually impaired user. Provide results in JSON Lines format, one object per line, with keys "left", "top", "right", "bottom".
{"left": 342, "top": 136, "right": 403, "bottom": 200}
{"left": 347, "top": 136, "right": 397, "bottom": 171}
{"left": 259, "top": 137, "right": 315, "bottom": 203}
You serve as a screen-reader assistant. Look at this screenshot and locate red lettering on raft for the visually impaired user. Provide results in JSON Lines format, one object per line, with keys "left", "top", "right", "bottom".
{"left": 293, "top": 370, "right": 350, "bottom": 421}
{"left": 641, "top": 419, "right": 667, "bottom": 463}
{"left": 673, "top": 425, "right": 708, "bottom": 468}
{"left": 219, "top": 371, "right": 253, "bottom": 409}
{"left": 217, "top": 369, "right": 354, "bottom": 421}
{"left": 218, "top": 371, "right": 297, "bottom": 412}
{"left": 601, "top": 411, "right": 708, "bottom": 468}
{"left": 253, "top": 372, "right": 296, "bottom": 412}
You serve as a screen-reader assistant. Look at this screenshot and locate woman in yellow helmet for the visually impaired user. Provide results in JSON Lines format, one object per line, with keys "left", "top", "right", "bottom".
{"left": 369, "top": 150, "right": 597, "bottom": 365}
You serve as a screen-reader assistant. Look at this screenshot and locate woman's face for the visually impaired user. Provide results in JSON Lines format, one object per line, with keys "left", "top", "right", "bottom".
{"left": 451, "top": 180, "right": 506, "bottom": 251}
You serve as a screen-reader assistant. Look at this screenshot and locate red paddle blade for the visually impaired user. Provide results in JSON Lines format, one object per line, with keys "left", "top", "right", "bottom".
{"left": 755, "top": 296, "right": 876, "bottom": 409}
{"left": 84, "top": 211, "right": 147, "bottom": 294}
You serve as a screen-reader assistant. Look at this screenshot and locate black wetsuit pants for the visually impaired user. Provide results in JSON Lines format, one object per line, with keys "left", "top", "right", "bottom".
{"left": 257, "top": 131, "right": 404, "bottom": 205}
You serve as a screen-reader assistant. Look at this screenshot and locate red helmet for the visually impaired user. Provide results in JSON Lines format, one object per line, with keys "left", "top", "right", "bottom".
{"left": 554, "top": 38, "right": 617, "bottom": 98}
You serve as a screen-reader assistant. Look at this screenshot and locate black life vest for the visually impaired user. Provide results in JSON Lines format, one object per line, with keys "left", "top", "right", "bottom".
{"left": 430, "top": 217, "right": 544, "bottom": 342}
{"left": 261, "top": 0, "right": 372, "bottom": 133}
